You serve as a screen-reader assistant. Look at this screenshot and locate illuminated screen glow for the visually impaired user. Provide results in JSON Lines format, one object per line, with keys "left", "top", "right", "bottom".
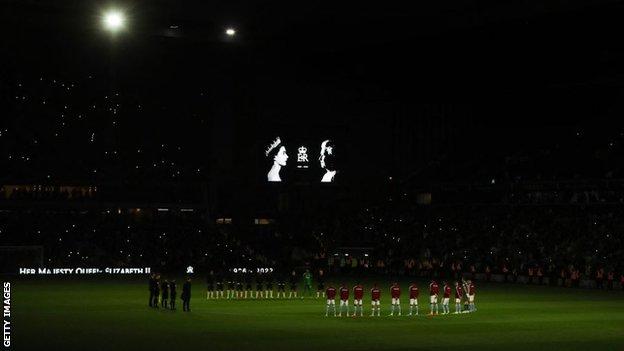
{"left": 264, "top": 136, "right": 339, "bottom": 183}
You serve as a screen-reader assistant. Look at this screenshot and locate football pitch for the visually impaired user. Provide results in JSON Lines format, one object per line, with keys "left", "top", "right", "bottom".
{"left": 7, "top": 277, "right": 624, "bottom": 351}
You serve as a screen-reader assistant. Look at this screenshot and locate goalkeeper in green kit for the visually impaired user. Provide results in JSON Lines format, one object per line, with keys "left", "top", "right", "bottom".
{"left": 303, "top": 269, "right": 313, "bottom": 298}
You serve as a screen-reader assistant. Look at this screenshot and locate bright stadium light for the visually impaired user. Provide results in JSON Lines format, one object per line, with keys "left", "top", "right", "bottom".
{"left": 102, "top": 10, "right": 125, "bottom": 32}
{"left": 225, "top": 28, "right": 236, "bottom": 36}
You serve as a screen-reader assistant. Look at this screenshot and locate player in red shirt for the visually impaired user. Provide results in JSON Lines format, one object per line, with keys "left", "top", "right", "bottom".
{"left": 408, "top": 282, "right": 419, "bottom": 316}
{"left": 429, "top": 280, "right": 439, "bottom": 315}
{"left": 352, "top": 283, "right": 365, "bottom": 317}
{"left": 454, "top": 281, "right": 463, "bottom": 314}
{"left": 370, "top": 283, "right": 381, "bottom": 317}
{"left": 338, "top": 284, "right": 350, "bottom": 317}
{"left": 466, "top": 280, "right": 476, "bottom": 312}
{"left": 390, "top": 282, "right": 401, "bottom": 316}
{"left": 325, "top": 285, "right": 337, "bottom": 316}
{"left": 442, "top": 281, "right": 451, "bottom": 314}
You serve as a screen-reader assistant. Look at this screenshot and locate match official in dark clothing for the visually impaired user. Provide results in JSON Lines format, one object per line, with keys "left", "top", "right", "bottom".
{"left": 153, "top": 274, "right": 161, "bottom": 308}
{"left": 161, "top": 280, "right": 169, "bottom": 308}
{"left": 148, "top": 273, "right": 156, "bottom": 307}
{"left": 182, "top": 277, "right": 192, "bottom": 312}
{"left": 169, "top": 280, "right": 177, "bottom": 310}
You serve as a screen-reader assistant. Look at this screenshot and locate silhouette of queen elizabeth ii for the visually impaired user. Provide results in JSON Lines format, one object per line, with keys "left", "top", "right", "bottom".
{"left": 319, "top": 139, "right": 336, "bottom": 182}
{"left": 265, "top": 137, "right": 288, "bottom": 182}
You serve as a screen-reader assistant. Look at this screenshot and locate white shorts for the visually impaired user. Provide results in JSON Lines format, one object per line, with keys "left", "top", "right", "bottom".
{"left": 340, "top": 299, "right": 349, "bottom": 306}
{"left": 353, "top": 299, "right": 362, "bottom": 306}
{"left": 468, "top": 294, "right": 475, "bottom": 302}
{"left": 371, "top": 299, "right": 380, "bottom": 306}
{"left": 391, "top": 298, "right": 400, "bottom": 305}
{"left": 327, "top": 299, "right": 335, "bottom": 305}
{"left": 455, "top": 298, "right": 461, "bottom": 304}
{"left": 443, "top": 297, "right": 449, "bottom": 305}
{"left": 430, "top": 295, "right": 438, "bottom": 304}
{"left": 409, "top": 298, "right": 418, "bottom": 305}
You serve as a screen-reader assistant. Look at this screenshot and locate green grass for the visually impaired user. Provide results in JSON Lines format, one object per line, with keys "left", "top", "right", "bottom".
{"left": 7, "top": 277, "right": 624, "bottom": 351}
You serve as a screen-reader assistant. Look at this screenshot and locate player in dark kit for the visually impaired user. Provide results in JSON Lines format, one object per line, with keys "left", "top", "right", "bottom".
{"left": 215, "top": 272, "right": 224, "bottom": 299}
{"left": 390, "top": 282, "right": 401, "bottom": 316}
{"left": 352, "top": 283, "right": 364, "bottom": 317}
{"left": 442, "top": 281, "right": 451, "bottom": 314}
{"left": 325, "top": 285, "right": 337, "bottom": 317}
{"left": 169, "top": 280, "right": 177, "bottom": 310}
{"left": 265, "top": 272, "right": 274, "bottom": 298}
{"left": 454, "top": 281, "right": 463, "bottom": 314}
{"left": 429, "top": 280, "right": 440, "bottom": 315}
{"left": 316, "top": 269, "right": 325, "bottom": 299}
{"left": 181, "top": 277, "right": 192, "bottom": 312}
{"left": 277, "top": 274, "right": 286, "bottom": 298}
{"left": 289, "top": 270, "right": 298, "bottom": 298}
{"left": 236, "top": 277, "right": 244, "bottom": 299}
{"left": 338, "top": 284, "right": 349, "bottom": 317}
{"left": 408, "top": 282, "right": 419, "bottom": 316}
{"left": 245, "top": 272, "right": 253, "bottom": 299}
{"left": 370, "top": 284, "right": 381, "bottom": 316}
{"left": 227, "top": 273, "right": 235, "bottom": 299}
{"left": 206, "top": 271, "right": 215, "bottom": 299}
{"left": 255, "top": 273, "right": 264, "bottom": 299}
{"left": 161, "top": 279, "right": 169, "bottom": 308}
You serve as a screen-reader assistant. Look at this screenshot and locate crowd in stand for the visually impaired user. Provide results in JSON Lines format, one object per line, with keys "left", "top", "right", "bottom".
{"left": 1, "top": 74, "right": 207, "bottom": 184}
{"left": 3, "top": 74, "right": 624, "bottom": 292}
{"left": 1, "top": 200, "right": 624, "bottom": 291}
{"left": 0, "top": 209, "right": 268, "bottom": 274}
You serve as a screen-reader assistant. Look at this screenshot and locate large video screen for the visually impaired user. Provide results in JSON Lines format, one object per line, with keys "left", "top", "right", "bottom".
{"left": 262, "top": 136, "right": 341, "bottom": 183}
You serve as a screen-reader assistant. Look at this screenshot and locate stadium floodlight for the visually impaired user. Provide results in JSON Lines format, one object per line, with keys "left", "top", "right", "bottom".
{"left": 102, "top": 10, "right": 125, "bottom": 32}
{"left": 225, "top": 28, "right": 236, "bottom": 36}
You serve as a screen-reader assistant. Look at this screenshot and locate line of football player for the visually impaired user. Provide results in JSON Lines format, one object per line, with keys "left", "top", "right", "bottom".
{"left": 324, "top": 280, "right": 476, "bottom": 317}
